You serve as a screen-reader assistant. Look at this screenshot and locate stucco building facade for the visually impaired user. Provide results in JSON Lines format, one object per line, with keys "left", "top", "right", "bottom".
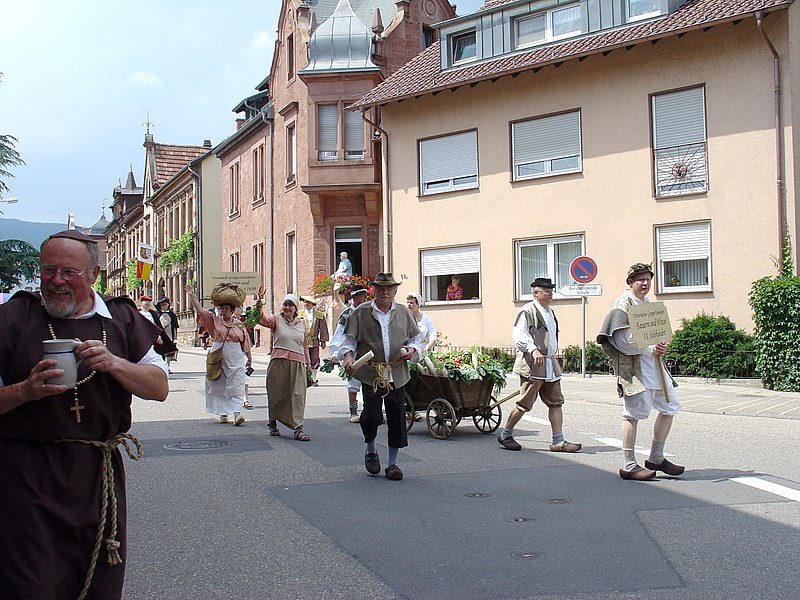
{"left": 354, "top": 0, "right": 799, "bottom": 348}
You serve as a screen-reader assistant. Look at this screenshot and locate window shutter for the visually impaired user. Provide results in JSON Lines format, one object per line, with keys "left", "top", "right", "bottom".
{"left": 658, "top": 223, "right": 709, "bottom": 260}
{"left": 420, "top": 131, "right": 478, "bottom": 184}
{"left": 318, "top": 105, "right": 338, "bottom": 152}
{"left": 513, "top": 111, "right": 581, "bottom": 165}
{"left": 344, "top": 110, "right": 364, "bottom": 153}
{"left": 422, "top": 246, "right": 480, "bottom": 277}
{"left": 653, "top": 87, "right": 705, "bottom": 149}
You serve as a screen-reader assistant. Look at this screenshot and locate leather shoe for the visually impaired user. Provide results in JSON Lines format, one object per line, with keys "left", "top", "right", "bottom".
{"left": 497, "top": 434, "right": 522, "bottom": 451}
{"left": 644, "top": 458, "right": 685, "bottom": 476}
{"left": 549, "top": 441, "right": 581, "bottom": 452}
{"left": 619, "top": 465, "right": 656, "bottom": 481}
{"left": 364, "top": 452, "right": 381, "bottom": 475}
{"left": 385, "top": 464, "right": 403, "bottom": 480}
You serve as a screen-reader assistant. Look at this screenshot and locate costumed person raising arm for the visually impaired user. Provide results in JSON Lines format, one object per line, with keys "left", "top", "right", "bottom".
{"left": 185, "top": 284, "right": 252, "bottom": 426}
{"left": 255, "top": 290, "right": 313, "bottom": 441}
{"left": 0, "top": 230, "right": 168, "bottom": 600}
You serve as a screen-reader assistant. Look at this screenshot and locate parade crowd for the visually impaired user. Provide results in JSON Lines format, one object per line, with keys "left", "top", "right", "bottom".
{"left": 0, "top": 231, "right": 683, "bottom": 599}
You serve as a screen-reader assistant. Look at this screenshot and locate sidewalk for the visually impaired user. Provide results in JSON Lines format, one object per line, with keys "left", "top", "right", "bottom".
{"left": 179, "top": 345, "right": 800, "bottom": 420}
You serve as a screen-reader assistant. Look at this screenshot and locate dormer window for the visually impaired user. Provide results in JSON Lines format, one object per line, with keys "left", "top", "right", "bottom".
{"left": 451, "top": 30, "right": 476, "bottom": 65}
{"left": 516, "top": 4, "right": 583, "bottom": 49}
{"left": 627, "top": 0, "right": 664, "bottom": 22}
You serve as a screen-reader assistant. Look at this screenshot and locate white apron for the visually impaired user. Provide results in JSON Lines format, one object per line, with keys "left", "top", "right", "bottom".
{"left": 205, "top": 341, "right": 246, "bottom": 415}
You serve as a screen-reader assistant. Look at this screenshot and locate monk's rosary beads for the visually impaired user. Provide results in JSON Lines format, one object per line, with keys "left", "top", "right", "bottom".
{"left": 46, "top": 317, "right": 107, "bottom": 423}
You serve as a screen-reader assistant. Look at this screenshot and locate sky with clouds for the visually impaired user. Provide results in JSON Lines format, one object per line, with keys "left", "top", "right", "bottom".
{"left": 0, "top": 0, "right": 484, "bottom": 227}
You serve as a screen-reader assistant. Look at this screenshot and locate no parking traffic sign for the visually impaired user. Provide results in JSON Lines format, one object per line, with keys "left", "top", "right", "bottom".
{"left": 569, "top": 256, "right": 598, "bottom": 284}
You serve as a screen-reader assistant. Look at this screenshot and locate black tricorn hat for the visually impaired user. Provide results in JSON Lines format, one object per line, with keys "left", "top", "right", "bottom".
{"left": 350, "top": 284, "right": 369, "bottom": 296}
{"left": 530, "top": 277, "right": 555, "bottom": 289}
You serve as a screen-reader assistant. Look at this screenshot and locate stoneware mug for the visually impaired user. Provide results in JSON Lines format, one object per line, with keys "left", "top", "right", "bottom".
{"left": 43, "top": 338, "right": 83, "bottom": 387}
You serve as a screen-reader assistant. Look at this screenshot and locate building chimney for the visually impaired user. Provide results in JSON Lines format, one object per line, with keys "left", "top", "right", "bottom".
{"left": 203, "top": 139, "right": 212, "bottom": 148}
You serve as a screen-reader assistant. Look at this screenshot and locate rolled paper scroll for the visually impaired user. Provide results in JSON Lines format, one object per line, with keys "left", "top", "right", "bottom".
{"left": 352, "top": 350, "right": 374, "bottom": 371}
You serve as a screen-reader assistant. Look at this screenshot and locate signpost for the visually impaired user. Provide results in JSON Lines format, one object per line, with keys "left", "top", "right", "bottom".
{"left": 559, "top": 284, "right": 602, "bottom": 297}
{"left": 569, "top": 256, "right": 598, "bottom": 284}
{"left": 568, "top": 256, "right": 601, "bottom": 377}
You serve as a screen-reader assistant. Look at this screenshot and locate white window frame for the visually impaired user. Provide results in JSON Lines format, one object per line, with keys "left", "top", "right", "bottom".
{"left": 627, "top": 0, "right": 665, "bottom": 22}
{"left": 656, "top": 222, "right": 711, "bottom": 293}
{"left": 419, "top": 130, "right": 478, "bottom": 196}
{"left": 516, "top": 4, "right": 583, "bottom": 49}
{"left": 228, "top": 162, "right": 240, "bottom": 216}
{"left": 515, "top": 235, "right": 584, "bottom": 300}
{"left": 286, "top": 122, "right": 297, "bottom": 182}
{"left": 512, "top": 110, "right": 582, "bottom": 181}
{"left": 421, "top": 245, "right": 481, "bottom": 304}
{"left": 451, "top": 29, "right": 476, "bottom": 65}
{"left": 652, "top": 86, "right": 708, "bottom": 198}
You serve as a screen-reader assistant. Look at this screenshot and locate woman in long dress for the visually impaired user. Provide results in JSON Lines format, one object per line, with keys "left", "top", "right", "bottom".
{"left": 257, "top": 293, "right": 313, "bottom": 441}
{"left": 185, "top": 285, "right": 252, "bottom": 426}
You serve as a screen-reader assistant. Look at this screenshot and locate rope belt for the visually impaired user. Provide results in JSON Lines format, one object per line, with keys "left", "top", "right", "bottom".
{"left": 369, "top": 358, "right": 404, "bottom": 398}
{"left": 54, "top": 432, "right": 143, "bottom": 600}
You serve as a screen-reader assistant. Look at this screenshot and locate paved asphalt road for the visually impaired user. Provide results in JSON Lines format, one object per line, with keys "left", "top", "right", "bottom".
{"left": 122, "top": 347, "right": 800, "bottom": 600}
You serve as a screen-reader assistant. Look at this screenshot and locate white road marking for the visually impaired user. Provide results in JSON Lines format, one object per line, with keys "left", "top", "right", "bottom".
{"left": 731, "top": 477, "right": 800, "bottom": 503}
{"left": 521, "top": 413, "right": 800, "bottom": 504}
{"left": 593, "top": 437, "right": 670, "bottom": 456}
{"left": 754, "top": 399, "right": 797, "bottom": 416}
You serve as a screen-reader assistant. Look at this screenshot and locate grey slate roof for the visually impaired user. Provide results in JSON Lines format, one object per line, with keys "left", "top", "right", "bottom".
{"left": 353, "top": 0, "right": 794, "bottom": 107}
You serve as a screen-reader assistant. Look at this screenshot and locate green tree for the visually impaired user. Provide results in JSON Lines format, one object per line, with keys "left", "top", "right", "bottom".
{"left": 0, "top": 239, "right": 39, "bottom": 291}
{"left": 0, "top": 74, "right": 25, "bottom": 198}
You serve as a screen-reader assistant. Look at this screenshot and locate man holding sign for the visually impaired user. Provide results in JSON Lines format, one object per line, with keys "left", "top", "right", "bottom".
{"left": 597, "top": 263, "right": 684, "bottom": 481}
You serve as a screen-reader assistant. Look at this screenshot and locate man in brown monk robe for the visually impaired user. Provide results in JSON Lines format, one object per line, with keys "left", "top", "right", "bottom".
{"left": 0, "top": 230, "right": 169, "bottom": 600}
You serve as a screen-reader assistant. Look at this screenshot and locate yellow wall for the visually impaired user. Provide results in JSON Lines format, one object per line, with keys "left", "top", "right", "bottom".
{"left": 381, "top": 16, "right": 796, "bottom": 348}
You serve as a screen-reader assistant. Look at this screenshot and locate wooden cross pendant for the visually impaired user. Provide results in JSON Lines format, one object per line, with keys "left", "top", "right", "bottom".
{"left": 70, "top": 394, "right": 85, "bottom": 423}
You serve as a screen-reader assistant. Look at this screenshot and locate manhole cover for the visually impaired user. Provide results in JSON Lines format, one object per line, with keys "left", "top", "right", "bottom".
{"left": 465, "top": 492, "right": 491, "bottom": 498}
{"left": 163, "top": 440, "right": 237, "bottom": 451}
{"left": 505, "top": 516, "right": 536, "bottom": 523}
{"left": 543, "top": 498, "right": 570, "bottom": 504}
{"left": 511, "top": 551, "right": 543, "bottom": 560}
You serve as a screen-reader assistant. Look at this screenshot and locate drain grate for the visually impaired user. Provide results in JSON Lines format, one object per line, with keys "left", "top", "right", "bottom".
{"left": 543, "top": 498, "right": 570, "bottom": 504}
{"left": 505, "top": 516, "right": 536, "bottom": 523}
{"left": 163, "top": 440, "right": 237, "bottom": 451}
{"left": 465, "top": 492, "right": 491, "bottom": 498}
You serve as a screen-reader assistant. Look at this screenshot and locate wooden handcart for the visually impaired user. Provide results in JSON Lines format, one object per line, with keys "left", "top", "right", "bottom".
{"left": 403, "top": 372, "right": 520, "bottom": 439}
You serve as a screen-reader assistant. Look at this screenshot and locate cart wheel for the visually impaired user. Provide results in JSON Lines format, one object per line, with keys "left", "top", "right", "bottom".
{"left": 404, "top": 391, "right": 415, "bottom": 432}
{"left": 473, "top": 399, "right": 502, "bottom": 433}
{"left": 426, "top": 398, "right": 457, "bottom": 439}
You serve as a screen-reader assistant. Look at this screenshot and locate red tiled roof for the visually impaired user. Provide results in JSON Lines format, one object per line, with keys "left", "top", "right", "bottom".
{"left": 153, "top": 144, "right": 206, "bottom": 187}
{"left": 353, "top": 0, "right": 793, "bottom": 108}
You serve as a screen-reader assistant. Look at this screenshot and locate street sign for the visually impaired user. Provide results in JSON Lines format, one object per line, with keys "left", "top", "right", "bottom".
{"left": 569, "top": 256, "right": 598, "bottom": 283}
{"left": 559, "top": 284, "right": 603, "bottom": 296}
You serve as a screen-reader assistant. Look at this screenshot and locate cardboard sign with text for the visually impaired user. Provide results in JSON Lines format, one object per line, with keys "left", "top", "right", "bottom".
{"left": 204, "top": 272, "right": 261, "bottom": 298}
{"left": 628, "top": 301, "right": 673, "bottom": 348}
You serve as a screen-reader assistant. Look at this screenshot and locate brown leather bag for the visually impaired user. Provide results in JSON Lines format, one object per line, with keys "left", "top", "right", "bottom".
{"left": 205, "top": 348, "right": 223, "bottom": 380}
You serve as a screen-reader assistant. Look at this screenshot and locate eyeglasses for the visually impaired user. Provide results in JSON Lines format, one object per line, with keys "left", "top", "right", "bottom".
{"left": 41, "top": 266, "right": 86, "bottom": 281}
